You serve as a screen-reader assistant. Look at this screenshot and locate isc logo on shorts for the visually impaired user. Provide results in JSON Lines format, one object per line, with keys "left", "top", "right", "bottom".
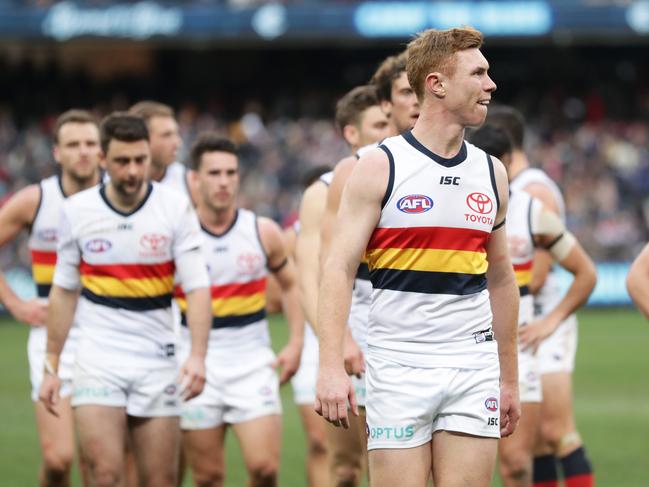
{"left": 485, "top": 397, "right": 499, "bottom": 411}
{"left": 397, "top": 194, "right": 433, "bottom": 214}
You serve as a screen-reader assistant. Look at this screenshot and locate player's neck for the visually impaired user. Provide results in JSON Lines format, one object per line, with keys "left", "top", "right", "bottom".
{"left": 149, "top": 162, "right": 167, "bottom": 182}
{"left": 60, "top": 171, "right": 100, "bottom": 197}
{"left": 410, "top": 110, "right": 465, "bottom": 159}
{"left": 508, "top": 150, "right": 530, "bottom": 181}
{"left": 198, "top": 205, "right": 237, "bottom": 234}
{"left": 105, "top": 182, "right": 149, "bottom": 213}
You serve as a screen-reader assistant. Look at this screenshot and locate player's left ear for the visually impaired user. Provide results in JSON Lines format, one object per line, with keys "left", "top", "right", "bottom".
{"left": 426, "top": 71, "right": 446, "bottom": 98}
{"left": 343, "top": 124, "right": 359, "bottom": 148}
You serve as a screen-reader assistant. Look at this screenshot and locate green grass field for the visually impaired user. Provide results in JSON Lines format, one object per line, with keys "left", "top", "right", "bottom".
{"left": 2, "top": 309, "right": 648, "bottom": 485}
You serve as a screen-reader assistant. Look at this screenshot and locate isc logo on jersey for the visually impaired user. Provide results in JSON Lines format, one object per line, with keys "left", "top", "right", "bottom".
{"left": 397, "top": 194, "right": 433, "bottom": 214}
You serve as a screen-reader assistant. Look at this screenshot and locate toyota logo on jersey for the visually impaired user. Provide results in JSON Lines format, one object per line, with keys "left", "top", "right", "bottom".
{"left": 397, "top": 194, "right": 434, "bottom": 214}
{"left": 140, "top": 233, "right": 169, "bottom": 251}
{"left": 466, "top": 192, "right": 493, "bottom": 214}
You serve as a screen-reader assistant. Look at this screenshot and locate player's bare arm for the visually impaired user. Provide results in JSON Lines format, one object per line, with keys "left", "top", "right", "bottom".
{"left": 315, "top": 149, "right": 386, "bottom": 429}
{"left": 179, "top": 283, "right": 211, "bottom": 400}
{"left": 319, "top": 156, "right": 365, "bottom": 378}
{"left": 519, "top": 205, "right": 597, "bottom": 349}
{"left": 295, "top": 181, "right": 328, "bottom": 328}
{"left": 174, "top": 199, "right": 212, "bottom": 400}
{"left": 524, "top": 182, "right": 561, "bottom": 294}
{"left": 39, "top": 284, "right": 79, "bottom": 416}
{"left": 485, "top": 158, "right": 520, "bottom": 438}
{"left": 0, "top": 185, "right": 48, "bottom": 326}
{"left": 259, "top": 216, "right": 305, "bottom": 384}
{"left": 627, "top": 243, "right": 649, "bottom": 320}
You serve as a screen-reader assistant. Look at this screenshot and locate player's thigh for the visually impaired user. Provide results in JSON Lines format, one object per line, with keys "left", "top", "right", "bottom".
{"left": 129, "top": 415, "right": 181, "bottom": 486}
{"left": 232, "top": 414, "right": 282, "bottom": 471}
{"left": 298, "top": 405, "right": 327, "bottom": 449}
{"left": 34, "top": 396, "right": 76, "bottom": 466}
{"left": 326, "top": 409, "right": 366, "bottom": 470}
{"left": 368, "top": 443, "right": 431, "bottom": 487}
{"left": 75, "top": 405, "right": 127, "bottom": 471}
{"left": 432, "top": 431, "right": 497, "bottom": 487}
{"left": 183, "top": 426, "right": 227, "bottom": 480}
{"left": 498, "top": 402, "right": 540, "bottom": 476}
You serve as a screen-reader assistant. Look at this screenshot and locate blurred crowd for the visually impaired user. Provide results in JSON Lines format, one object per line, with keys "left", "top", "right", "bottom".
{"left": 0, "top": 101, "right": 647, "bottom": 268}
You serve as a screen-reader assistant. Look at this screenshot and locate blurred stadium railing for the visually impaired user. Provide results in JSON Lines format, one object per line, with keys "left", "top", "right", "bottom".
{"left": 0, "top": 1, "right": 648, "bottom": 42}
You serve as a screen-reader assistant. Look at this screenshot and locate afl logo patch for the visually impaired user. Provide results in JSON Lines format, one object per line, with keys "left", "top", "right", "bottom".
{"left": 397, "top": 194, "right": 433, "bottom": 214}
{"left": 485, "top": 397, "right": 499, "bottom": 412}
{"left": 85, "top": 239, "right": 112, "bottom": 253}
{"left": 37, "top": 228, "right": 58, "bottom": 243}
{"left": 466, "top": 192, "right": 493, "bottom": 214}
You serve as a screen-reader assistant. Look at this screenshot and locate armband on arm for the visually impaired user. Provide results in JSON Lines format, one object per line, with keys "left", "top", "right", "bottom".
{"left": 546, "top": 231, "right": 576, "bottom": 262}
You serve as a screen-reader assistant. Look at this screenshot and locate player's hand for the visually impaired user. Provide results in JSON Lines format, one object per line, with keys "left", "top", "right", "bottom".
{"left": 499, "top": 381, "right": 521, "bottom": 438}
{"left": 178, "top": 354, "right": 206, "bottom": 401}
{"left": 274, "top": 340, "right": 302, "bottom": 385}
{"left": 343, "top": 330, "right": 365, "bottom": 378}
{"left": 519, "top": 316, "right": 558, "bottom": 351}
{"left": 10, "top": 298, "right": 48, "bottom": 327}
{"left": 315, "top": 364, "right": 358, "bottom": 429}
{"left": 38, "top": 373, "right": 62, "bottom": 417}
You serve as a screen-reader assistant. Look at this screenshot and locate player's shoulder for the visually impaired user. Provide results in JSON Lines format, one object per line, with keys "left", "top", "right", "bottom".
{"left": 63, "top": 184, "right": 100, "bottom": 209}
{"left": 152, "top": 181, "right": 191, "bottom": 206}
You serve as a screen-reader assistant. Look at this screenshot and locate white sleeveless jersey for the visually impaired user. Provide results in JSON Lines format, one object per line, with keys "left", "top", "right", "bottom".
{"left": 319, "top": 171, "right": 333, "bottom": 187}
{"left": 53, "top": 182, "right": 207, "bottom": 365}
{"left": 509, "top": 167, "right": 566, "bottom": 315}
{"left": 175, "top": 209, "right": 271, "bottom": 354}
{"left": 365, "top": 132, "right": 500, "bottom": 368}
{"left": 160, "top": 162, "right": 190, "bottom": 197}
{"left": 28, "top": 175, "right": 81, "bottom": 349}
{"left": 29, "top": 175, "right": 65, "bottom": 299}
{"left": 356, "top": 141, "right": 380, "bottom": 159}
{"left": 507, "top": 190, "right": 542, "bottom": 326}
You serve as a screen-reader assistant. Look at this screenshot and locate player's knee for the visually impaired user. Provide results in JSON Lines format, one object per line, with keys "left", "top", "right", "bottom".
{"left": 539, "top": 420, "right": 564, "bottom": 449}
{"left": 193, "top": 466, "right": 225, "bottom": 487}
{"left": 331, "top": 463, "right": 362, "bottom": 487}
{"left": 307, "top": 433, "right": 328, "bottom": 458}
{"left": 41, "top": 445, "right": 74, "bottom": 480}
{"left": 499, "top": 451, "right": 532, "bottom": 482}
{"left": 90, "top": 465, "right": 123, "bottom": 487}
{"left": 248, "top": 458, "right": 279, "bottom": 486}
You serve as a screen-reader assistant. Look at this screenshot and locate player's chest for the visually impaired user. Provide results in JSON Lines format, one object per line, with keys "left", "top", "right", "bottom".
{"left": 77, "top": 217, "right": 174, "bottom": 263}
{"left": 203, "top": 234, "right": 266, "bottom": 284}
{"left": 385, "top": 174, "right": 497, "bottom": 231}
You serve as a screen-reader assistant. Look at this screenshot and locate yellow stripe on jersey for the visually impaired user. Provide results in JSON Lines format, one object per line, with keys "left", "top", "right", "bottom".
{"left": 80, "top": 275, "right": 174, "bottom": 298}
{"left": 366, "top": 247, "right": 488, "bottom": 275}
{"left": 32, "top": 264, "right": 55, "bottom": 284}
{"left": 515, "top": 269, "right": 532, "bottom": 287}
{"left": 212, "top": 292, "right": 266, "bottom": 317}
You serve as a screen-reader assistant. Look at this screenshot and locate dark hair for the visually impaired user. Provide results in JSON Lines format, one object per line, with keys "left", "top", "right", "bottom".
{"left": 190, "top": 132, "right": 238, "bottom": 170}
{"left": 100, "top": 112, "right": 149, "bottom": 154}
{"left": 486, "top": 105, "right": 525, "bottom": 149}
{"left": 128, "top": 100, "right": 174, "bottom": 122}
{"left": 335, "top": 85, "right": 380, "bottom": 133}
{"left": 54, "top": 109, "right": 98, "bottom": 144}
{"left": 301, "top": 165, "right": 331, "bottom": 189}
{"left": 370, "top": 51, "right": 408, "bottom": 103}
{"left": 467, "top": 124, "right": 513, "bottom": 160}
